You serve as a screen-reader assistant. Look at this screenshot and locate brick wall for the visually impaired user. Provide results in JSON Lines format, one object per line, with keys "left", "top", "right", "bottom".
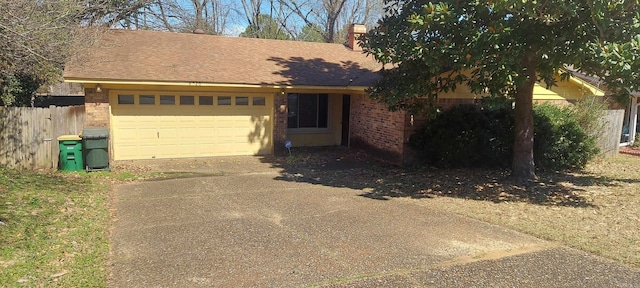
{"left": 349, "top": 95, "right": 406, "bottom": 164}
{"left": 436, "top": 98, "right": 477, "bottom": 110}
{"left": 534, "top": 99, "right": 572, "bottom": 106}
{"left": 403, "top": 113, "right": 427, "bottom": 142}
{"left": 272, "top": 92, "right": 288, "bottom": 155}
{"left": 84, "top": 88, "right": 110, "bottom": 128}
{"left": 401, "top": 113, "right": 427, "bottom": 165}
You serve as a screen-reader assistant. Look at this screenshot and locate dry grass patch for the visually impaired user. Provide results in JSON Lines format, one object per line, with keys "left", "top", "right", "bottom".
{"left": 396, "top": 155, "right": 640, "bottom": 268}
{"left": 442, "top": 155, "right": 640, "bottom": 267}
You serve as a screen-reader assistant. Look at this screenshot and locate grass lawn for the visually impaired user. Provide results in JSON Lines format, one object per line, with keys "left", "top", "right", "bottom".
{"left": 0, "top": 169, "right": 112, "bottom": 287}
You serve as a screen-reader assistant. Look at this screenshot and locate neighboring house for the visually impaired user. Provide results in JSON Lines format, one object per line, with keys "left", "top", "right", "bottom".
{"left": 565, "top": 68, "right": 639, "bottom": 145}
{"left": 64, "top": 25, "right": 604, "bottom": 164}
{"left": 622, "top": 93, "right": 640, "bottom": 144}
{"left": 34, "top": 83, "right": 85, "bottom": 107}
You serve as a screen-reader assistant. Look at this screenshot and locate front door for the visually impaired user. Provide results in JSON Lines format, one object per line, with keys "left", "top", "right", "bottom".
{"left": 341, "top": 95, "right": 351, "bottom": 146}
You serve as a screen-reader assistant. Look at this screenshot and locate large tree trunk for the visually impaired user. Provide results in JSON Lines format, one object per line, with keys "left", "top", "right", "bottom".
{"left": 511, "top": 56, "right": 538, "bottom": 182}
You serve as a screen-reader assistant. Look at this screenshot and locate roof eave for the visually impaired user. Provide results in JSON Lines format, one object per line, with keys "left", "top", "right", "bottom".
{"left": 63, "top": 78, "right": 370, "bottom": 92}
{"left": 567, "top": 75, "right": 605, "bottom": 97}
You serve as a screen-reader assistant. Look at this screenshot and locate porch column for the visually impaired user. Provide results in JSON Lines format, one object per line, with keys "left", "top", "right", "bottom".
{"left": 630, "top": 96, "right": 638, "bottom": 143}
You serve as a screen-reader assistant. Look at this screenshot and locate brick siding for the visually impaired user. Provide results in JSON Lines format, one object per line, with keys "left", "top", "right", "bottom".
{"left": 349, "top": 95, "right": 406, "bottom": 164}
{"left": 402, "top": 113, "right": 428, "bottom": 165}
{"left": 436, "top": 98, "right": 477, "bottom": 110}
{"left": 272, "top": 92, "right": 288, "bottom": 155}
{"left": 533, "top": 99, "right": 572, "bottom": 106}
{"left": 84, "top": 88, "right": 110, "bottom": 128}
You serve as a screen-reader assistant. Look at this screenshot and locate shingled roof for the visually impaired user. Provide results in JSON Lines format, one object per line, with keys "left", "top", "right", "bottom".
{"left": 564, "top": 65, "right": 639, "bottom": 97}
{"left": 64, "top": 29, "right": 383, "bottom": 87}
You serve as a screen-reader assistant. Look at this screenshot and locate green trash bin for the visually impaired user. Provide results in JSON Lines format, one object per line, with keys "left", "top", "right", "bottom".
{"left": 58, "top": 135, "right": 83, "bottom": 172}
{"left": 82, "top": 127, "right": 110, "bottom": 172}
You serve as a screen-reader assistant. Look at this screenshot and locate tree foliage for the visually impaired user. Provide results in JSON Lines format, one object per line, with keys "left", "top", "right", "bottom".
{"left": 1, "top": 0, "right": 78, "bottom": 106}
{"left": 298, "top": 24, "right": 325, "bottom": 42}
{"left": 0, "top": 73, "right": 40, "bottom": 107}
{"left": 240, "top": 14, "right": 291, "bottom": 40}
{"left": 0, "top": 0, "right": 153, "bottom": 106}
{"left": 362, "top": 0, "right": 640, "bottom": 180}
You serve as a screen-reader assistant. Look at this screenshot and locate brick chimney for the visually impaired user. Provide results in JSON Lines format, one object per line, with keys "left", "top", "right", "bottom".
{"left": 348, "top": 24, "right": 366, "bottom": 51}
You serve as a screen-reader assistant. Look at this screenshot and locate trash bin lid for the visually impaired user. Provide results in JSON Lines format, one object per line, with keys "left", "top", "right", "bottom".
{"left": 57, "top": 135, "right": 81, "bottom": 141}
{"left": 82, "top": 127, "right": 109, "bottom": 139}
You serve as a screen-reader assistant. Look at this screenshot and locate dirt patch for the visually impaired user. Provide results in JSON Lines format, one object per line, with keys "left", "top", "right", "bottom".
{"left": 111, "top": 155, "right": 280, "bottom": 175}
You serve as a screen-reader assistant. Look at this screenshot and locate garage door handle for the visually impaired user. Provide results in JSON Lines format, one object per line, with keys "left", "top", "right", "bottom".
{"left": 157, "top": 132, "right": 159, "bottom": 139}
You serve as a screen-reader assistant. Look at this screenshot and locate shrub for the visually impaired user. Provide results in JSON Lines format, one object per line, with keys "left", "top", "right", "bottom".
{"left": 409, "top": 103, "right": 599, "bottom": 171}
{"left": 533, "top": 104, "right": 600, "bottom": 171}
{"left": 409, "top": 105, "right": 513, "bottom": 168}
{"left": 570, "top": 96, "right": 607, "bottom": 138}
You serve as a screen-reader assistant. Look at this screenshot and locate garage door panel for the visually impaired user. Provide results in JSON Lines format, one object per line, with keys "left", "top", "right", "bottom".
{"left": 177, "top": 126, "right": 203, "bottom": 136}
{"left": 111, "top": 93, "right": 273, "bottom": 160}
{"left": 177, "top": 143, "right": 201, "bottom": 157}
{"left": 157, "top": 128, "right": 178, "bottom": 139}
{"left": 116, "top": 143, "right": 157, "bottom": 159}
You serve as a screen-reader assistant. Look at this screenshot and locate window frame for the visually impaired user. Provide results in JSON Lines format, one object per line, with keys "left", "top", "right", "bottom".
{"left": 287, "top": 93, "right": 330, "bottom": 132}
{"left": 139, "top": 95, "right": 156, "bottom": 105}
{"left": 159, "top": 95, "right": 175, "bottom": 105}
{"left": 180, "top": 95, "right": 195, "bottom": 105}
{"left": 111, "top": 91, "right": 271, "bottom": 108}
{"left": 253, "top": 96, "right": 266, "bottom": 106}
{"left": 117, "top": 94, "right": 135, "bottom": 105}
{"left": 217, "top": 96, "right": 231, "bottom": 106}
{"left": 199, "top": 96, "right": 214, "bottom": 105}
{"left": 235, "top": 96, "right": 249, "bottom": 106}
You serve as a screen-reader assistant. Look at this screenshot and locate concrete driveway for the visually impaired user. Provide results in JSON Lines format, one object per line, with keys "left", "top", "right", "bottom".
{"left": 109, "top": 157, "right": 640, "bottom": 287}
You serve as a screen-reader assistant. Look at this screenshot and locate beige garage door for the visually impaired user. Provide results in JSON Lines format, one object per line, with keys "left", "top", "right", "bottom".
{"left": 110, "top": 92, "right": 273, "bottom": 160}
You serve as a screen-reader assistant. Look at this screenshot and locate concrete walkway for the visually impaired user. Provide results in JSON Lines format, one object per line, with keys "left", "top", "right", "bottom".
{"left": 109, "top": 157, "right": 640, "bottom": 287}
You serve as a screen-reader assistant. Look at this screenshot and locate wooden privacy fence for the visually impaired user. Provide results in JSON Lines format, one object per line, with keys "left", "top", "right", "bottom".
{"left": 598, "top": 109, "right": 624, "bottom": 157}
{"left": 0, "top": 105, "right": 85, "bottom": 169}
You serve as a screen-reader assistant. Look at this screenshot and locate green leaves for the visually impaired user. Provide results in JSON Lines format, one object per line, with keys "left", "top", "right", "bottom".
{"left": 0, "top": 73, "right": 41, "bottom": 106}
{"left": 362, "top": 0, "right": 640, "bottom": 111}
{"left": 363, "top": 0, "right": 639, "bottom": 178}
{"left": 1, "top": 0, "right": 156, "bottom": 106}
{"left": 240, "top": 14, "right": 291, "bottom": 40}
